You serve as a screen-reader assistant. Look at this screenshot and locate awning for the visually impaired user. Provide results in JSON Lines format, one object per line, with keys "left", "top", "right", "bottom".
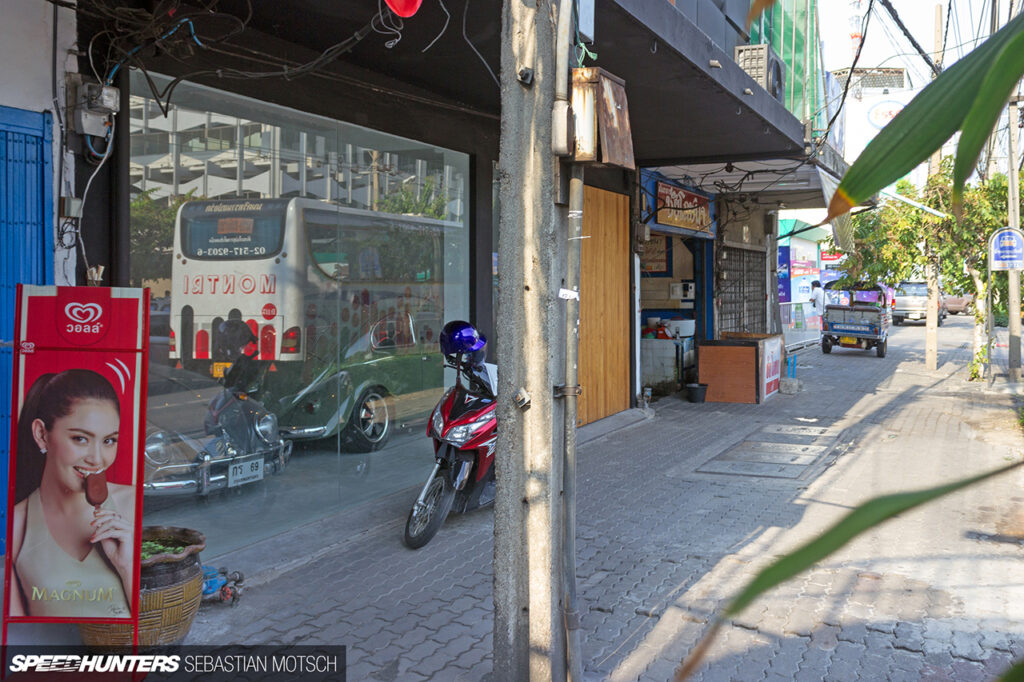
{"left": 816, "top": 168, "right": 855, "bottom": 252}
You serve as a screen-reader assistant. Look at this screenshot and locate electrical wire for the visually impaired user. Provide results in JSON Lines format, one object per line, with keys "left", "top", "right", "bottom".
{"left": 371, "top": 0, "right": 404, "bottom": 49}
{"left": 77, "top": 112, "right": 117, "bottom": 276}
{"left": 876, "top": 0, "right": 941, "bottom": 76}
{"left": 421, "top": 0, "right": 451, "bottom": 53}
{"left": 818, "top": 0, "right": 875, "bottom": 154}
{"left": 941, "top": 0, "right": 952, "bottom": 64}
{"left": 462, "top": 0, "right": 498, "bottom": 87}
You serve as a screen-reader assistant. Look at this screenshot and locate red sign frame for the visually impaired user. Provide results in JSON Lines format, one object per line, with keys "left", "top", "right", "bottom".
{"left": 3, "top": 286, "right": 148, "bottom": 644}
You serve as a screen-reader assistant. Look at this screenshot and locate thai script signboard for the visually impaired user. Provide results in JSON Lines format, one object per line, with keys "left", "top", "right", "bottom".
{"left": 655, "top": 182, "right": 711, "bottom": 233}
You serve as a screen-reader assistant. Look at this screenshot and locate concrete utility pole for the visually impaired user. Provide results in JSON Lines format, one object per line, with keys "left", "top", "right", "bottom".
{"left": 925, "top": 3, "right": 943, "bottom": 371}
{"left": 1009, "top": 94, "right": 1022, "bottom": 381}
{"left": 494, "top": 1, "right": 568, "bottom": 679}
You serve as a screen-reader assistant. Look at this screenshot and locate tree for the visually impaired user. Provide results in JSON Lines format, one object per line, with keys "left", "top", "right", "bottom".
{"left": 129, "top": 190, "right": 193, "bottom": 288}
{"left": 830, "top": 160, "right": 1019, "bottom": 379}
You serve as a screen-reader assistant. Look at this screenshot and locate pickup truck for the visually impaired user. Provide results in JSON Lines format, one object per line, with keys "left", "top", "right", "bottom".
{"left": 893, "top": 281, "right": 947, "bottom": 325}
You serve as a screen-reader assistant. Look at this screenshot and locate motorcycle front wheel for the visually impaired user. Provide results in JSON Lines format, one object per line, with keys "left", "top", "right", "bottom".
{"left": 403, "top": 475, "right": 456, "bottom": 549}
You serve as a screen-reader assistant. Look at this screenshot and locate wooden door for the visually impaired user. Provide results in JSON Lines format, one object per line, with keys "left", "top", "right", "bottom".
{"left": 578, "top": 186, "right": 630, "bottom": 426}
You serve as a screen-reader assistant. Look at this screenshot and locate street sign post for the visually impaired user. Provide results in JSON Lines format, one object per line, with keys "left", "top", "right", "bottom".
{"left": 987, "top": 227, "right": 1024, "bottom": 382}
{"left": 989, "top": 227, "right": 1024, "bottom": 271}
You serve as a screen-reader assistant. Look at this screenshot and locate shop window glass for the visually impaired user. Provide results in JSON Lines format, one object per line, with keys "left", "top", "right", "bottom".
{"left": 129, "top": 71, "right": 469, "bottom": 563}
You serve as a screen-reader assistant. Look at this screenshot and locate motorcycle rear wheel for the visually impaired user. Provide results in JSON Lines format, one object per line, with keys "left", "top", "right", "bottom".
{"left": 403, "top": 475, "right": 456, "bottom": 549}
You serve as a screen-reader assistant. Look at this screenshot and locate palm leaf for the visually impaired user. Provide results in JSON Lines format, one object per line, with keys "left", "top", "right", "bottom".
{"left": 675, "top": 460, "right": 1023, "bottom": 680}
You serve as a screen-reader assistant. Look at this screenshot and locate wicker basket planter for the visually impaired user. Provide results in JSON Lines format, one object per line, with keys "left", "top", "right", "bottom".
{"left": 79, "top": 526, "right": 206, "bottom": 648}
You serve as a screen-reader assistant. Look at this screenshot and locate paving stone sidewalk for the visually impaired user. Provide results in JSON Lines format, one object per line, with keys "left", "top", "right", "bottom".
{"left": 188, "top": 316, "right": 1024, "bottom": 681}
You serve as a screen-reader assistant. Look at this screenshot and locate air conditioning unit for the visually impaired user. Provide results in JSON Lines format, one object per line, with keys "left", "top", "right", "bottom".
{"left": 734, "top": 44, "right": 786, "bottom": 102}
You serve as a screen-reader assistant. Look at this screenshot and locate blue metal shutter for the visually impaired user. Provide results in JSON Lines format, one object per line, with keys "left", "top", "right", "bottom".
{"left": 0, "top": 105, "right": 54, "bottom": 553}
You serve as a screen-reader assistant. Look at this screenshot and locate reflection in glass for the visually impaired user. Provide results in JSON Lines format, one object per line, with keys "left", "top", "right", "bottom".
{"left": 129, "top": 71, "right": 470, "bottom": 560}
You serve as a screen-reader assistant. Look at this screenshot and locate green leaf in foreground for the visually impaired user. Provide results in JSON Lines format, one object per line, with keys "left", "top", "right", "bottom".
{"left": 675, "top": 459, "right": 1023, "bottom": 681}
{"left": 824, "top": 10, "right": 1024, "bottom": 223}
{"left": 952, "top": 29, "right": 1024, "bottom": 214}
{"left": 999, "top": 659, "right": 1024, "bottom": 679}
{"left": 999, "top": 659, "right": 1024, "bottom": 682}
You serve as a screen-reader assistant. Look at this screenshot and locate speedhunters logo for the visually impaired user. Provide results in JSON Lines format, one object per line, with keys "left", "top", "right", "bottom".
{"left": 10, "top": 655, "right": 178, "bottom": 673}
{"left": 6, "top": 646, "right": 345, "bottom": 680}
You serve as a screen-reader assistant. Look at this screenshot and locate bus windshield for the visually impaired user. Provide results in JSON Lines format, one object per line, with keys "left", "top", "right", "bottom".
{"left": 181, "top": 201, "right": 288, "bottom": 260}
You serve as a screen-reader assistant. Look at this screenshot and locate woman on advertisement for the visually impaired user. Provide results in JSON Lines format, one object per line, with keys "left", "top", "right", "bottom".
{"left": 7, "top": 369, "right": 135, "bottom": 618}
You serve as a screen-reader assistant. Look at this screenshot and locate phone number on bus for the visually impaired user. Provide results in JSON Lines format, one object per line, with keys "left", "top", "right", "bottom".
{"left": 195, "top": 246, "right": 268, "bottom": 257}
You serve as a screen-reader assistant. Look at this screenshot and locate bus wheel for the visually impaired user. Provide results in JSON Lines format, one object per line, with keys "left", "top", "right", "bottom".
{"left": 345, "top": 388, "right": 391, "bottom": 451}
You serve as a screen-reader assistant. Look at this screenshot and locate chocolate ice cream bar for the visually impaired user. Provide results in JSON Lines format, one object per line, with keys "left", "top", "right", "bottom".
{"left": 85, "top": 471, "right": 108, "bottom": 507}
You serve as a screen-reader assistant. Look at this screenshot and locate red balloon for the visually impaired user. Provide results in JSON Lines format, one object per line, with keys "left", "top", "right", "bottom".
{"left": 384, "top": 0, "right": 422, "bottom": 17}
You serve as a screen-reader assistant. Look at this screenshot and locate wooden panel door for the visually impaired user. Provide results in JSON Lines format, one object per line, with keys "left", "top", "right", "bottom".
{"left": 579, "top": 186, "right": 630, "bottom": 426}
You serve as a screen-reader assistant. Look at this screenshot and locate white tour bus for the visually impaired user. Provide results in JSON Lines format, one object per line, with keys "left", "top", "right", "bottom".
{"left": 169, "top": 197, "right": 461, "bottom": 449}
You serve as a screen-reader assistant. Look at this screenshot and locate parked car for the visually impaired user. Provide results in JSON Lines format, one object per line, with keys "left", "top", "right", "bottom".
{"left": 944, "top": 291, "right": 975, "bottom": 315}
{"left": 272, "top": 307, "right": 446, "bottom": 452}
{"left": 149, "top": 310, "right": 171, "bottom": 364}
{"left": 892, "top": 281, "right": 947, "bottom": 325}
{"left": 144, "top": 362, "right": 291, "bottom": 496}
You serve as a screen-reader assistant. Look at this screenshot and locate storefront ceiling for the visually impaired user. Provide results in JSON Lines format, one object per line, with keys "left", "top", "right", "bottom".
{"left": 207, "top": 0, "right": 806, "bottom": 165}
{"left": 653, "top": 159, "right": 830, "bottom": 210}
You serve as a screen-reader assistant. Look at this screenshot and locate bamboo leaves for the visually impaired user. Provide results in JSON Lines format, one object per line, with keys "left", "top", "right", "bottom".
{"left": 825, "top": 9, "right": 1024, "bottom": 223}
{"left": 952, "top": 28, "right": 1024, "bottom": 214}
{"left": 745, "top": 1, "right": 1024, "bottom": 225}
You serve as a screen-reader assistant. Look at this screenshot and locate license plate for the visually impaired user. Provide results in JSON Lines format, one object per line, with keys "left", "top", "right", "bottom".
{"left": 212, "top": 362, "right": 232, "bottom": 378}
{"left": 840, "top": 336, "right": 857, "bottom": 344}
{"left": 909, "top": 313, "right": 921, "bottom": 319}
{"left": 228, "top": 458, "right": 264, "bottom": 487}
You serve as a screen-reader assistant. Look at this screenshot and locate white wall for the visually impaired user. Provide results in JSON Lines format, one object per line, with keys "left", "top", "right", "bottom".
{"left": 0, "top": 1, "right": 78, "bottom": 284}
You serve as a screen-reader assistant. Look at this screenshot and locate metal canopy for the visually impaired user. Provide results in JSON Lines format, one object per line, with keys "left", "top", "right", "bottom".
{"left": 596, "top": 0, "right": 806, "bottom": 165}
{"left": 207, "top": 0, "right": 807, "bottom": 166}
{"left": 651, "top": 158, "right": 830, "bottom": 210}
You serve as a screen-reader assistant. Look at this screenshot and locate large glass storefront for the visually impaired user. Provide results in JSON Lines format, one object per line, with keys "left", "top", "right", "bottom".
{"left": 130, "top": 73, "right": 470, "bottom": 559}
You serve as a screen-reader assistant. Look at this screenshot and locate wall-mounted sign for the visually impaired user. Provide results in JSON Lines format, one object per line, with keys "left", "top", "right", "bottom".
{"left": 989, "top": 227, "right": 1024, "bottom": 272}
{"left": 791, "top": 260, "right": 819, "bottom": 278}
{"left": 4, "top": 286, "right": 147, "bottom": 634}
{"left": 656, "top": 182, "right": 711, "bottom": 233}
{"left": 640, "top": 235, "right": 671, "bottom": 276}
{"left": 820, "top": 250, "right": 844, "bottom": 264}
{"left": 777, "top": 246, "right": 791, "bottom": 303}
{"left": 760, "top": 336, "right": 782, "bottom": 402}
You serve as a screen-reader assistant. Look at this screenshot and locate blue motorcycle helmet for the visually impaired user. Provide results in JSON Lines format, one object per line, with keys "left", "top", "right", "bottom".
{"left": 440, "top": 320, "right": 487, "bottom": 365}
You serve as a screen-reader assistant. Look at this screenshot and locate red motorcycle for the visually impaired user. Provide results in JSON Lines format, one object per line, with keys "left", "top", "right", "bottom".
{"left": 403, "top": 321, "right": 496, "bottom": 549}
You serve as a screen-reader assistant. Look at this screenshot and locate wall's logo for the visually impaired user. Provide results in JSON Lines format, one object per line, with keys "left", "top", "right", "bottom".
{"left": 19, "top": 341, "right": 35, "bottom": 354}
{"left": 56, "top": 290, "right": 112, "bottom": 346}
{"left": 64, "top": 303, "right": 103, "bottom": 324}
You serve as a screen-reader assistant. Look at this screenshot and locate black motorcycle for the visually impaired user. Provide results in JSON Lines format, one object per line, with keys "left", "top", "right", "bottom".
{"left": 144, "top": 348, "right": 292, "bottom": 496}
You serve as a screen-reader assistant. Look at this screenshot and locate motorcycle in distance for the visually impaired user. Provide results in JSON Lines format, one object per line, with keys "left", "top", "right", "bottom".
{"left": 403, "top": 321, "right": 497, "bottom": 549}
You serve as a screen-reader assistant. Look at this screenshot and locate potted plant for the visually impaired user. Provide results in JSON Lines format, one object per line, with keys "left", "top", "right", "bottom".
{"left": 79, "top": 526, "right": 206, "bottom": 648}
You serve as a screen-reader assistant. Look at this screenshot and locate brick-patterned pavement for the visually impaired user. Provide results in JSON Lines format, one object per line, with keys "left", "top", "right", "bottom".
{"left": 188, "top": 315, "right": 1024, "bottom": 681}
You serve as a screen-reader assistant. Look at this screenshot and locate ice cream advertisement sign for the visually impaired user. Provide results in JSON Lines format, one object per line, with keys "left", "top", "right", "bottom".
{"left": 4, "top": 286, "right": 147, "bottom": 636}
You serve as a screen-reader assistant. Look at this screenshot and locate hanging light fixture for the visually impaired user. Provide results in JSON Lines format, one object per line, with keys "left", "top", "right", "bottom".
{"left": 384, "top": 0, "right": 422, "bottom": 17}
